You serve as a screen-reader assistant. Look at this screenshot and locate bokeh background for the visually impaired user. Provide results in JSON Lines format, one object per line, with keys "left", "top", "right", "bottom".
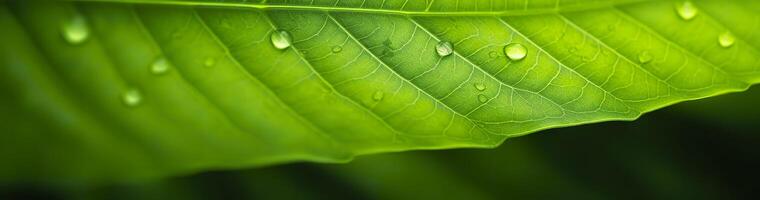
{"left": 3, "top": 86, "right": 760, "bottom": 200}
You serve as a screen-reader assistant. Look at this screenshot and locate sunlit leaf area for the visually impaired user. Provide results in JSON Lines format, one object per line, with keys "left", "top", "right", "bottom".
{"left": 1, "top": 0, "right": 759, "bottom": 199}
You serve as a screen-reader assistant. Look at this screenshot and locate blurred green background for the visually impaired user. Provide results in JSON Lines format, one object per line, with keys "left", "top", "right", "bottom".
{"left": 2, "top": 86, "right": 759, "bottom": 200}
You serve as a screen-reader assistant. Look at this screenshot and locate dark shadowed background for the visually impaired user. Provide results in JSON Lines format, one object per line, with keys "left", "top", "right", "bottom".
{"left": 3, "top": 86, "right": 759, "bottom": 200}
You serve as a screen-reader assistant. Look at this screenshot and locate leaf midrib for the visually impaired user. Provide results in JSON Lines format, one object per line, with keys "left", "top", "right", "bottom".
{"left": 70, "top": 0, "right": 656, "bottom": 16}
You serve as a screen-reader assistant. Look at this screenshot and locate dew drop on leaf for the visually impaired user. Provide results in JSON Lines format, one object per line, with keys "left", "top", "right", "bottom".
{"left": 122, "top": 88, "right": 142, "bottom": 107}
{"left": 477, "top": 94, "right": 488, "bottom": 103}
{"left": 150, "top": 57, "right": 171, "bottom": 75}
{"left": 270, "top": 30, "right": 292, "bottom": 50}
{"left": 676, "top": 1, "right": 698, "bottom": 21}
{"left": 61, "top": 13, "right": 89, "bottom": 45}
{"left": 474, "top": 83, "right": 486, "bottom": 91}
{"left": 718, "top": 31, "right": 735, "bottom": 48}
{"left": 436, "top": 41, "right": 453, "bottom": 57}
{"left": 504, "top": 43, "right": 527, "bottom": 61}
{"left": 204, "top": 57, "right": 216, "bottom": 67}
{"left": 372, "top": 91, "right": 384, "bottom": 101}
{"left": 331, "top": 45, "right": 343, "bottom": 53}
{"left": 638, "top": 51, "right": 653, "bottom": 64}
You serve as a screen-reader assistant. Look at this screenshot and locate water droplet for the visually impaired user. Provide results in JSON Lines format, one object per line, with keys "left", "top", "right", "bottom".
{"left": 504, "top": 43, "right": 527, "bottom": 61}
{"left": 638, "top": 51, "right": 653, "bottom": 64}
{"left": 477, "top": 94, "right": 488, "bottom": 103}
{"left": 301, "top": 50, "right": 309, "bottom": 55}
{"left": 121, "top": 88, "right": 142, "bottom": 107}
{"left": 436, "top": 41, "right": 453, "bottom": 57}
{"left": 488, "top": 51, "right": 499, "bottom": 58}
{"left": 331, "top": 45, "right": 343, "bottom": 53}
{"left": 474, "top": 83, "right": 486, "bottom": 91}
{"left": 61, "top": 13, "right": 89, "bottom": 45}
{"left": 204, "top": 57, "right": 216, "bottom": 67}
{"left": 676, "top": 1, "right": 698, "bottom": 21}
{"left": 270, "top": 30, "right": 292, "bottom": 50}
{"left": 150, "top": 57, "right": 171, "bottom": 75}
{"left": 718, "top": 31, "right": 735, "bottom": 48}
{"left": 372, "top": 91, "right": 384, "bottom": 101}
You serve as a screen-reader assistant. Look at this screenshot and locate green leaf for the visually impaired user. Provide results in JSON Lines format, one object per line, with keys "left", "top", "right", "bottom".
{"left": 1, "top": 0, "right": 758, "bottom": 183}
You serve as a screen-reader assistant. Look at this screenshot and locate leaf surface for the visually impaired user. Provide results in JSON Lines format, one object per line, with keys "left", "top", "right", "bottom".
{"left": 1, "top": 0, "right": 759, "bottom": 182}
